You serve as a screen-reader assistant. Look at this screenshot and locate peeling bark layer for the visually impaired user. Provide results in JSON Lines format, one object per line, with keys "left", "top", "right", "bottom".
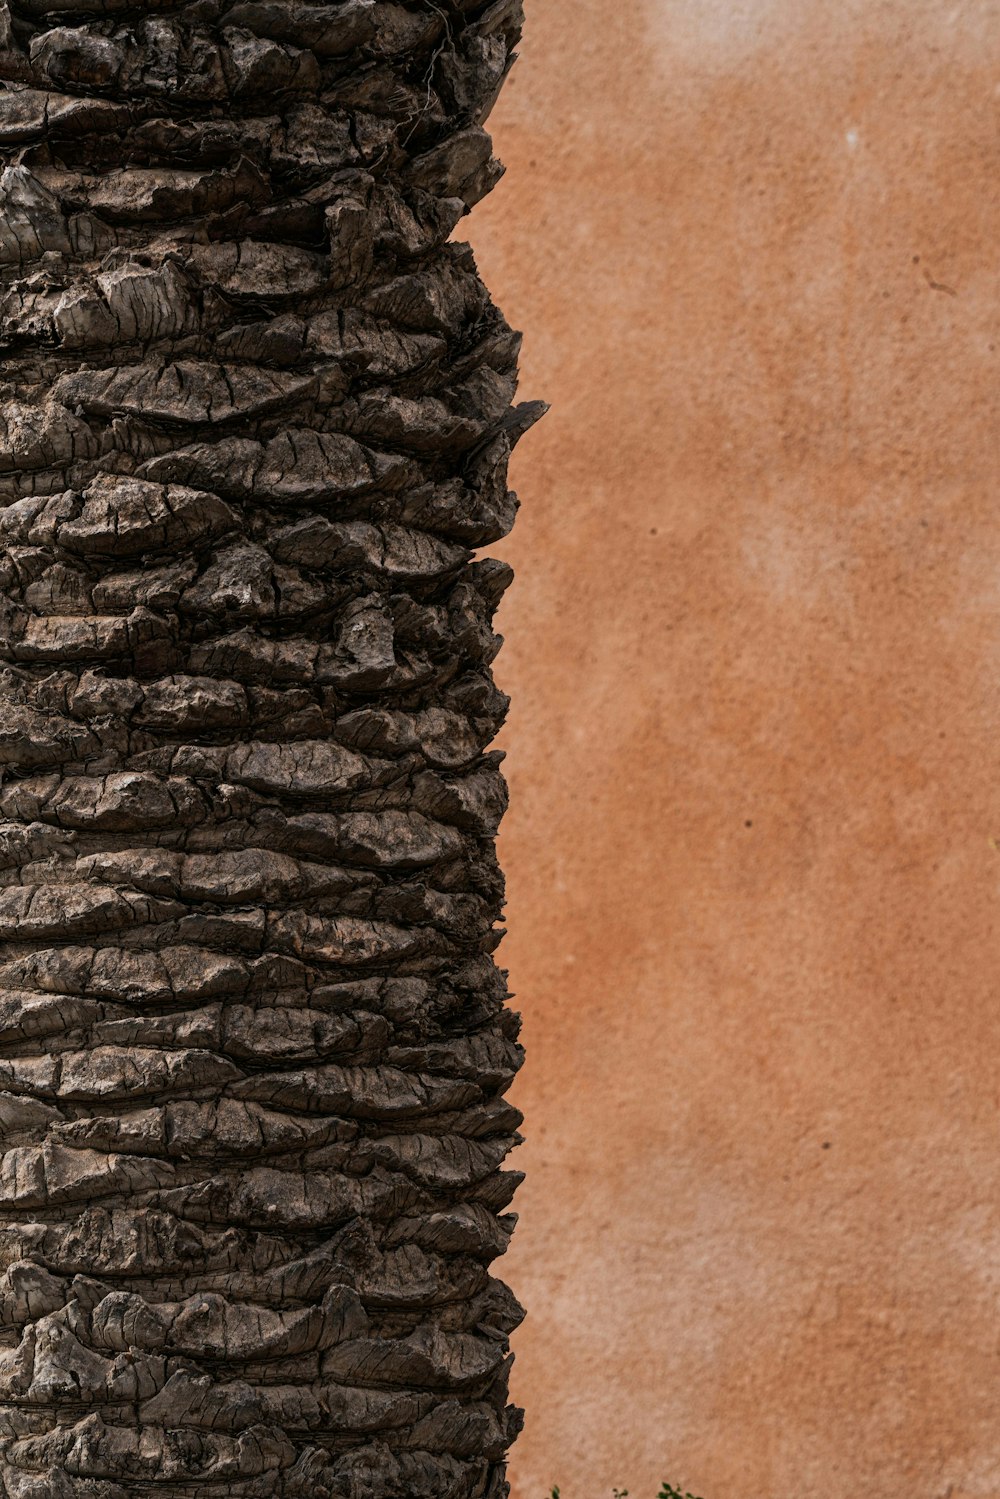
{"left": 0, "top": 2, "right": 536, "bottom": 1493}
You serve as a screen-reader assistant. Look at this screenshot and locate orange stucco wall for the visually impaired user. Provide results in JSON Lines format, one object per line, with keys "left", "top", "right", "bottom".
{"left": 465, "top": 3, "right": 1000, "bottom": 1495}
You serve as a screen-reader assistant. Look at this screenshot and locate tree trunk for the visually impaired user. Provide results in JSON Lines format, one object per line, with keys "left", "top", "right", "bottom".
{"left": 0, "top": 2, "right": 536, "bottom": 1493}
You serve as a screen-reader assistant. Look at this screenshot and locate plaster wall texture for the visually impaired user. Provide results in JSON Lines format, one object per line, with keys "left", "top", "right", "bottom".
{"left": 465, "top": 1, "right": 1000, "bottom": 1496}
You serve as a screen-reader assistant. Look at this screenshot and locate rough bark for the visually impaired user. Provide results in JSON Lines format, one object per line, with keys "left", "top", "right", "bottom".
{"left": 0, "top": 2, "right": 538, "bottom": 1493}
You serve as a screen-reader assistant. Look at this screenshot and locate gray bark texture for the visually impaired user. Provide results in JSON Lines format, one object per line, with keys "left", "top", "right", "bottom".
{"left": 0, "top": 1, "right": 538, "bottom": 1493}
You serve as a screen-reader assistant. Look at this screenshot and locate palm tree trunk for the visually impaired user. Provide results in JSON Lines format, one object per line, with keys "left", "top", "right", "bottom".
{"left": 0, "top": 3, "right": 536, "bottom": 1493}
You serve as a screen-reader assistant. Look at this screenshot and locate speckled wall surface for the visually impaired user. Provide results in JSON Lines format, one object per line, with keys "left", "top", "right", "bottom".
{"left": 466, "top": 2, "right": 1000, "bottom": 1495}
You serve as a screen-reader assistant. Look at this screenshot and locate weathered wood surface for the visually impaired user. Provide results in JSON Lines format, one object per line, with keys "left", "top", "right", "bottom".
{"left": 0, "top": 1, "right": 537, "bottom": 1492}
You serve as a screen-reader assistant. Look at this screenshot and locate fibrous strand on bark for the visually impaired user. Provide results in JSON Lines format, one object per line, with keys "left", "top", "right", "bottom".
{"left": 0, "top": 0, "right": 538, "bottom": 1493}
